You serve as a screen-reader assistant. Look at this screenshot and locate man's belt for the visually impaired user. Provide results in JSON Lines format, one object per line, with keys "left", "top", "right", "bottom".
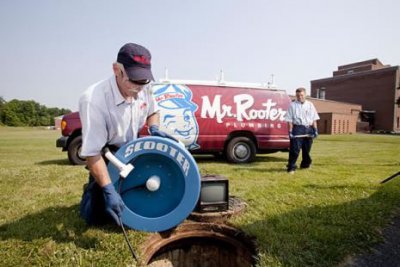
{"left": 293, "top": 124, "right": 313, "bottom": 128}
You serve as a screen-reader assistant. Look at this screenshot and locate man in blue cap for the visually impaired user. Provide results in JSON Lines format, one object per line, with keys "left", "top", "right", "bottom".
{"left": 79, "top": 43, "right": 175, "bottom": 226}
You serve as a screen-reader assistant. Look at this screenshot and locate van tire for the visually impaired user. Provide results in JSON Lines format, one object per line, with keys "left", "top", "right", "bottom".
{"left": 67, "top": 136, "right": 86, "bottom": 165}
{"left": 225, "top": 137, "right": 256, "bottom": 163}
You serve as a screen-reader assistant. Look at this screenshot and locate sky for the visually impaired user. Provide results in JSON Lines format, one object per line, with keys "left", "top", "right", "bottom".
{"left": 0, "top": 0, "right": 399, "bottom": 111}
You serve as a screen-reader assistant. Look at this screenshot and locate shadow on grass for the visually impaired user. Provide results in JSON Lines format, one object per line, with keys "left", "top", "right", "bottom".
{"left": 0, "top": 204, "right": 117, "bottom": 249}
{"left": 313, "top": 163, "right": 400, "bottom": 168}
{"left": 35, "top": 159, "right": 71, "bottom": 166}
{"left": 230, "top": 167, "right": 286, "bottom": 173}
{"left": 193, "top": 155, "right": 226, "bottom": 163}
{"left": 303, "top": 184, "right": 378, "bottom": 191}
{"left": 242, "top": 183, "right": 400, "bottom": 267}
{"left": 255, "top": 156, "right": 287, "bottom": 163}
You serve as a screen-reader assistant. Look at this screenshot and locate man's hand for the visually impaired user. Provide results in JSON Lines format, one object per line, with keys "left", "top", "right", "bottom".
{"left": 312, "top": 127, "right": 318, "bottom": 139}
{"left": 102, "top": 183, "right": 124, "bottom": 226}
{"left": 149, "top": 125, "right": 178, "bottom": 142}
{"left": 289, "top": 131, "right": 294, "bottom": 139}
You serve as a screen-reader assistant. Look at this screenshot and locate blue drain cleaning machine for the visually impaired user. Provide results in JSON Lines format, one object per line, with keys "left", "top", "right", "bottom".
{"left": 107, "top": 136, "right": 202, "bottom": 232}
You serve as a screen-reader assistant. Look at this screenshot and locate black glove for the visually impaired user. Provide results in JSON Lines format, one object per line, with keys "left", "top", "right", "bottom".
{"left": 149, "top": 125, "right": 178, "bottom": 142}
{"left": 312, "top": 127, "right": 318, "bottom": 139}
{"left": 103, "top": 183, "right": 124, "bottom": 226}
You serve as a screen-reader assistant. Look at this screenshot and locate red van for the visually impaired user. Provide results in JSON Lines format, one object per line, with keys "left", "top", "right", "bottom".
{"left": 57, "top": 80, "right": 291, "bottom": 164}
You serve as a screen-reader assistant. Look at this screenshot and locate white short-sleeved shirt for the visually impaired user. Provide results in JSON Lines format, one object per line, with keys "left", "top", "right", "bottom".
{"left": 79, "top": 76, "right": 159, "bottom": 157}
{"left": 285, "top": 100, "right": 320, "bottom": 126}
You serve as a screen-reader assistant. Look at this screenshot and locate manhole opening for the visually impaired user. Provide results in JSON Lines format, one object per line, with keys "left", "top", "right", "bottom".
{"left": 143, "top": 223, "right": 257, "bottom": 267}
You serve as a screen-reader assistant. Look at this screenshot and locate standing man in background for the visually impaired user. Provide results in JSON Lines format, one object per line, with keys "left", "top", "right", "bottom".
{"left": 79, "top": 43, "right": 176, "bottom": 226}
{"left": 285, "top": 87, "right": 320, "bottom": 174}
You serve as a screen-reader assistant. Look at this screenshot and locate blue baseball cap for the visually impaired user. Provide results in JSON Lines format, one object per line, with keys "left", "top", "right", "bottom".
{"left": 117, "top": 43, "right": 154, "bottom": 81}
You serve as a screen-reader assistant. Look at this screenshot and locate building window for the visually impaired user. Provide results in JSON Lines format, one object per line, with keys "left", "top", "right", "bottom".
{"left": 317, "top": 87, "right": 326, "bottom": 100}
{"left": 333, "top": 120, "right": 336, "bottom": 134}
{"left": 397, "top": 117, "right": 399, "bottom": 129}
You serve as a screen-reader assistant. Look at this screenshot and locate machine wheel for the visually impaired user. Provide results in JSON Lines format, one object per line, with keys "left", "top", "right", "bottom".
{"left": 67, "top": 136, "right": 86, "bottom": 165}
{"left": 225, "top": 137, "right": 256, "bottom": 163}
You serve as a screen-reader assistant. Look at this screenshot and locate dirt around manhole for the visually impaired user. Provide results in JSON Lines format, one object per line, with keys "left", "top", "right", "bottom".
{"left": 189, "top": 196, "right": 247, "bottom": 223}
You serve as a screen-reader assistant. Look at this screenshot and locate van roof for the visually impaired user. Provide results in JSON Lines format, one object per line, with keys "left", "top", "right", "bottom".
{"left": 157, "top": 79, "right": 286, "bottom": 92}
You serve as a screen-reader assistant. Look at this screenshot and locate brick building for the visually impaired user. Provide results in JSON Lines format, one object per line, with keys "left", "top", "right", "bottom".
{"left": 310, "top": 59, "right": 400, "bottom": 132}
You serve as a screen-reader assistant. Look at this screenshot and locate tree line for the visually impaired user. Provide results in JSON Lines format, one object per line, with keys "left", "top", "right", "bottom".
{"left": 0, "top": 97, "right": 71, "bottom": 126}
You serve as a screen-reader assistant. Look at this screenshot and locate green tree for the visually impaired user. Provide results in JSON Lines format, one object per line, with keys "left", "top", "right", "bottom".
{"left": 0, "top": 97, "right": 5, "bottom": 125}
{"left": 1, "top": 100, "right": 23, "bottom": 126}
{"left": 0, "top": 98, "right": 71, "bottom": 127}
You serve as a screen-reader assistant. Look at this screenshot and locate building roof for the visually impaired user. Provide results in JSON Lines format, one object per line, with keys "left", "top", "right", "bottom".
{"left": 311, "top": 65, "right": 399, "bottom": 83}
{"left": 337, "top": 58, "right": 385, "bottom": 71}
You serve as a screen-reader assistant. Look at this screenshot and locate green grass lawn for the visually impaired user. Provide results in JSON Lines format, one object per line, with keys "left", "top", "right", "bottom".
{"left": 0, "top": 127, "right": 399, "bottom": 267}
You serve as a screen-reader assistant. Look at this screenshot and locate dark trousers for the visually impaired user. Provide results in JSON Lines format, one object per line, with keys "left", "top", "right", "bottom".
{"left": 80, "top": 145, "right": 120, "bottom": 225}
{"left": 287, "top": 125, "right": 314, "bottom": 171}
{"left": 80, "top": 175, "right": 114, "bottom": 225}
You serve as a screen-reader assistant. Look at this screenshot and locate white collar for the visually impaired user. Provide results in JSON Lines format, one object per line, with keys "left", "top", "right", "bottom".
{"left": 110, "top": 76, "right": 126, "bottom": 106}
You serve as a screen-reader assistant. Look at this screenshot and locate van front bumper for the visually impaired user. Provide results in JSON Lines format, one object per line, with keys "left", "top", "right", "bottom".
{"left": 56, "top": 136, "right": 69, "bottom": 151}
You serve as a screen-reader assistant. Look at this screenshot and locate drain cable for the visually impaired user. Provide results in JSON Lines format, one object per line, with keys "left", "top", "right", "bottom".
{"left": 103, "top": 147, "right": 139, "bottom": 262}
{"left": 118, "top": 178, "right": 139, "bottom": 262}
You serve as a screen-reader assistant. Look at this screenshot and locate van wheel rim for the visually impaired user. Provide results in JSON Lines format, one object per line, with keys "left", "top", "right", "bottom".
{"left": 234, "top": 144, "right": 249, "bottom": 159}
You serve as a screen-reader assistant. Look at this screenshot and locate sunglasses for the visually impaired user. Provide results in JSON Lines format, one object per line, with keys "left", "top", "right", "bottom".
{"left": 129, "top": 79, "right": 150, "bottom": 85}
{"left": 120, "top": 70, "right": 150, "bottom": 85}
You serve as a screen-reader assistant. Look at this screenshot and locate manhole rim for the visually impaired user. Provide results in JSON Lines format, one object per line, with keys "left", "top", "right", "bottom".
{"left": 140, "top": 222, "right": 257, "bottom": 266}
